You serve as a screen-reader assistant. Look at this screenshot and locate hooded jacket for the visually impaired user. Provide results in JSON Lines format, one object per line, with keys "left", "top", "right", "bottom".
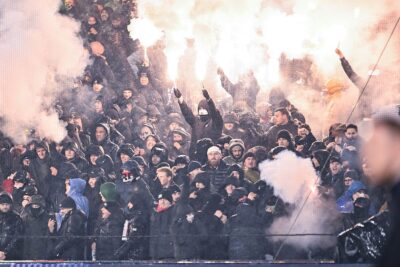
{"left": 0, "top": 209, "right": 24, "bottom": 260}
{"left": 93, "top": 123, "right": 119, "bottom": 162}
{"left": 178, "top": 98, "right": 223, "bottom": 158}
{"left": 67, "top": 178, "right": 89, "bottom": 218}
{"left": 223, "top": 139, "right": 245, "bottom": 166}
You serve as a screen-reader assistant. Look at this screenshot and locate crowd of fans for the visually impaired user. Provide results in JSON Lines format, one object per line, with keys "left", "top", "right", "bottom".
{"left": 0, "top": 0, "right": 389, "bottom": 262}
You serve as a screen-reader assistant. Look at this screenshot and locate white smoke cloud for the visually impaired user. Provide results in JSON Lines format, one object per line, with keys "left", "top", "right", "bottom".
{"left": 260, "top": 150, "right": 340, "bottom": 250}
{"left": 0, "top": 0, "right": 87, "bottom": 143}
{"left": 129, "top": 0, "right": 400, "bottom": 131}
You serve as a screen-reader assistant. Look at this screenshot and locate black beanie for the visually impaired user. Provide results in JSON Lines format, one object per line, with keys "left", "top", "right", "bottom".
{"left": 276, "top": 130, "right": 292, "bottom": 143}
{"left": 242, "top": 152, "right": 256, "bottom": 163}
{"left": 158, "top": 189, "right": 173, "bottom": 203}
{"left": 60, "top": 197, "right": 76, "bottom": 209}
{"left": 0, "top": 194, "right": 13, "bottom": 205}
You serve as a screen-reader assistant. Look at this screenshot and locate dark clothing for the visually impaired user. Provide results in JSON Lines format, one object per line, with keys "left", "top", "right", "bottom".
{"left": 20, "top": 205, "right": 50, "bottom": 260}
{"left": 202, "top": 161, "right": 229, "bottom": 193}
{"left": 149, "top": 206, "right": 174, "bottom": 260}
{"left": 52, "top": 209, "right": 86, "bottom": 260}
{"left": 0, "top": 210, "right": 24, "bottom": 260}
{"left": 115, "top": 178, "right": 155, "bottom": 211}
{"left": 95, "top": 203, "right": 125, "bottom": 260}
{"left": 378, "top": 183, "right": 400, "bottom": 267}
{"left": 29, "top": 158, "right": 51, "bottom": 199}
{"left": 262, "top": 121, "right": 298, "bottom": 151}
{"left": 226, "top": 202, "right": 265, "bottom": 260}
{"left": 179, "top": 99, "right": 223, "bottom": 158}
{"left": 114, "top": 209, "right": 150, "bottom": 260}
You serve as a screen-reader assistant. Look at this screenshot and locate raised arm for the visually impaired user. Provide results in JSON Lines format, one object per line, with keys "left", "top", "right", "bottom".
{"left": 174, "top": 88, "right": 196, "bottom": 127}
{"left": 217, "top": 68, "right": 235, "bottom": 96}
{"left": 202, "top": 89, "right": 223, "bottom": 131}
{"left": 335, "top": 48, "right": 364, "bottom": 90}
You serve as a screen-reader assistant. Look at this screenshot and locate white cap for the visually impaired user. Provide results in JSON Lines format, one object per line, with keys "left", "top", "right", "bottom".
{"left": 372, "top": 104, "right": 400, "bottom": 126}
{"left": 207, "top": 146, "right": 221, "bottom": 155}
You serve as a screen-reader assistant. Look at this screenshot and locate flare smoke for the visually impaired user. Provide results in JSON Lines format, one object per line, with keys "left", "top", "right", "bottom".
{"left": 0, "top": 0, "right": 87, "bottom": 143}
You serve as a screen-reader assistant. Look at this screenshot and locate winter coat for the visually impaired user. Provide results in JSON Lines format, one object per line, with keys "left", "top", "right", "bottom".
{"left": 115, "top": 177, "right": 155, "bottom": 211}
{"left": 29, "top": 157, "right": 51, "bottom": 199}
{"left": 84, "top": 184, "right": 102, "bottom": 237}
{"left": 93, "top": 123, "right": 119, "bottom": 162}
{"left": 179, "top": 99, "right": 223, "bottom": 158}
{"left": 114, "top": 208, "right": 150, "bottom": 260}
{"left": 20, "top": 205, "right": 50, "bottom": 260}
{"left": 95, "top": 203, "right": 125, "bottom": 260}
{"left": 223, "top": 139, "right": 245, "bottom": 166}
{"left": 201, "top": 161, "right": 229, "bottom": 193}
{"left": 226, "top": 202, "right": 265, "bottom": 260}
{"left": 51, "top": 209, "right": 86, "bottom": 260}
{"left": 0, "top": 210, "right": 24, "bottom": 260}
{"left": 262, "top": 121, "right": 298, "bottom": 151}
{"left": 149, "top": 206, "right": 174, "bottom": 260}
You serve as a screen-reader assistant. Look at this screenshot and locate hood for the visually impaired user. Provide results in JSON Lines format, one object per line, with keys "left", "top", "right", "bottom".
{"left": 228, "top": 139, "right": 245, "bottom": 158}
{"left": 149, "top": 145, "right": 168, "bottom": 167}
{"left": 68, "top": 178, "right": 86, "bottom": 196}
{"left": 198, "top": 99, "right": 210, "bottom": 114}
{"left": 94, "top": 122, "right": 110, "bottom": 144}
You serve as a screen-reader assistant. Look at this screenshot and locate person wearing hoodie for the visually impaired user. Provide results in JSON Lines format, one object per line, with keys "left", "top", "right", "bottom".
{"left": 225, "top": 187, "right": 265, "bottom": 260}
{"left": 149, "top": 189, "right": 175, "bottom": 260}
{"left": 11, "top": 170, "right": 37, "bottom": 214}
{"left": 168, "top": 128, "right": 191, "bottom": 161}
{"left": 189, "top": 172, "right": 211, "bottom": 212}
{"left": 62, "top": 142, "right": 89, "bottom": 173}
{"left": 93, "top": 123, "right": 119, "bottom": 162}
{"left": 114, "top": 194, "right": 150, "bottom": 260}
{"left": 116, "top": 160, "right": 155, "bottom": 211}
{"left": 29, "top": 141, "right": 52, "bottom": 201}
{"left": 20, "top": 195, "right": 50, "bottom": 260}
{"left": 223, "top": 139, "right": 245, "bottom": 166}
{"left": 93, "top": 201, "right": 125, "bottom": 260}
{"left": 65, "top": 178, "right": 89, "bottom": 218}
{"left": 174, "top": 88, "right": 223, "bottom": 158}
{"left": 222, "top": 113, "right": 245, "bottom": 140}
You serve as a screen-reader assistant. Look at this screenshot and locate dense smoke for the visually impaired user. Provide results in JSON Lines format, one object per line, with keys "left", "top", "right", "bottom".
{"left": 260, "top": 151, "right": 340, "bottom": 250}
{"left": 0, "top": 0, "right": 87, "bottom": 143}
{"left": 130, "top": 0, "right": 400, "bottom": 133}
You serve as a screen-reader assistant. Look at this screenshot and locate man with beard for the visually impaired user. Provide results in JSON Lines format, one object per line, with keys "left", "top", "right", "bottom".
{"left": 20, "top": 195, "right": 50, "bottom": 260}
{"left": 174, "top": 88, "right": 223, "bottom": 158}
{"left": 0, "top": 193, "right": 23, "bottom": 260}
{"left": 363, "top": 105, "right": 400, "bottom": 266}
{"left": 202, "top": 146, "right": 228, "bottom": 193}
{"left": 223, "top": 139, "right": 245, "bottom": 166}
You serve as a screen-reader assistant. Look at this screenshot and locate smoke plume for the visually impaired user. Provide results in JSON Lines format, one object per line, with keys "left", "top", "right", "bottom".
{"left": 130, "top": 0, "right": 400, "bottom": 132}
{"left": 260, "top": 150, "right": 340, "bottom": 250}
{"left": 0, "top": 0, "right": 87, "bottom": 143}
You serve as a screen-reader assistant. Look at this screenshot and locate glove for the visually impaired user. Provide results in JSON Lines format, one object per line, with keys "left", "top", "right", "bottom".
{"left": 202, "top": 89, "right": 210, "bottom": 100}
{"left": 173, "top": 88, "right": 182, "bottom": 98}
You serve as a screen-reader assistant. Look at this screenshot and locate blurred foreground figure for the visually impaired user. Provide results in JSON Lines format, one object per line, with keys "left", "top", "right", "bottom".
{"left": 365, "top": 104, "right": 400, "bottom": 267}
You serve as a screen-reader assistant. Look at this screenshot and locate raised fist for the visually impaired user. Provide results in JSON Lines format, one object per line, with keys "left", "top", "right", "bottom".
{"left": 202, "top": 89, "right": 210, "bottom": 100}
{"left": 335, "top": 48, "right": 344, "bottom": 59}
{"left": 173, "top": 88, "right": 182, "bottom": 98}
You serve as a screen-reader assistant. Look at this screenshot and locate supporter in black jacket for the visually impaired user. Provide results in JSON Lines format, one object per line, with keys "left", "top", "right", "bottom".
{"left": 201, "top": 146, "right": 228, "bottom": 193}
{"left": 174, "top": 88, "right": 223, "bottom": 158}
{"left": 49, "top": 197, "right": 86, "bottom": 260}
{"left": 149, "top": 189, "right": 175, "bottom": 260}
{"left": 20, "top": 195, "right": 50, "bottom": 260}
{"left": 0, "top": 193, "right": 24, "bottom": 260}
{"left": 93, "top": 202, "right": 125, "bottom": 260}
{"left": 114, "top": 194, "right": 150, "bottom": 260}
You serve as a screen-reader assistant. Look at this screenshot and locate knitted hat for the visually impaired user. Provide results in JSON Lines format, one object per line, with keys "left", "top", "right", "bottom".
{"left": 100, "top": 182, "right": 118, "bottom": 203}
{"left": 158, "top": 189, "right": 173, "bottom": 203}
{"left": 187, "top": 161, "right": 202, "bottom": 173}
{"left": 0, "top": 193, "right": 13, "bottom": 205}
{"left": 60, "top": 197, "right": 76, "bottom": 209}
